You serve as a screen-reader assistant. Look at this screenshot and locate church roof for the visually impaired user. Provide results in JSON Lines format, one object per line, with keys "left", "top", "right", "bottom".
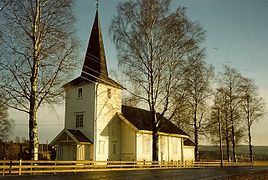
{"left": 67, "top": 129, "right": 92, "bottom": 143}
{"left": 81, "top": 9, "right": 108, "bottom": 81}
{"left": 63, "top": 76, "right": 123, "bottom": 89}
{"left": 184, "top": 139, "right": 195, "bottom": 146}
{"left": 63, "top": 10, "right": 123, "bottom": 89}
{"left": 50, "top": 129, "right": 92, "bottom": 146}
{"left": 121, "top": 105, "right": 189, "bottom": 136}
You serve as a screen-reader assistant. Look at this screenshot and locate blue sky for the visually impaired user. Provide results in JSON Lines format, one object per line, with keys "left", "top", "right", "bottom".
{"left": 10, "top": 0, "right": 268, "bottom": 146}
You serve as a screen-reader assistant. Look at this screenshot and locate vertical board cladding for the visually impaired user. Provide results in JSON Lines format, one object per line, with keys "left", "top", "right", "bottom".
{"left": 64, "top": 83, "right": 95, "bottom": 142}
{"left": 95, "top": 83, "right": 122, "bottom": 161}
{"left": 159, "top": 135, "right": 168, "bottom": 161}
{"left": 76, "top": 144, "right": 84, "bottom": 160}
{"left": 159, "top": 135, "right": 182, "bottom": 162}
{"left": 119, "top": 119, "right": 136, "bottom": 160}
{"left": 136, "top": 133, "right": 152, "bottom": 161}
{"left": 183, "top": 146, "right": 195, "bottom": 162}
{"left": 168, "top": 136, "right": 182, "bottom": 161}
{"left": 108, "top": 116, "right": 121, "bottom": 160}
{"left": 136, "top": 133, "right": 183, "bottom": 162}
{"left": 61, "top": 143, "right": 76, "bottom": 160}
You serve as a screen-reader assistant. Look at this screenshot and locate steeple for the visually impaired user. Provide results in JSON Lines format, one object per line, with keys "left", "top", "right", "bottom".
{"left": 63, "top": 7, "right": 123, "bottom": 89}
{"left": 81, "top": 9, "right": 108, "bottom": 81}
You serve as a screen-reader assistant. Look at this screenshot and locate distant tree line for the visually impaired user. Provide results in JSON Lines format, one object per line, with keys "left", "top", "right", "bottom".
{"left": 0, "top": 137, "right": 55, "bottom": 160}
{"left": 199, "top": 145, "right": 268, "bottom": 161}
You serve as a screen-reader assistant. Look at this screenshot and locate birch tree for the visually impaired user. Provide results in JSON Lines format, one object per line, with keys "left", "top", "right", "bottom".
{"left": 216, "top": 65, "right": 245, "bottom": 162}
{"left": 183, "top": 58, "right": 214, "bottom": 161}
{"left": 0, "top": 0, "right": 78, "bottom": 160}
{"left": 240, "top": 78, "right": 265, "bottom": 162}
{"left": 110, "top": 0, "right": 205, "bottom": 161}
{"left": 208, "top": 88, "right": 232, "bottom": 161}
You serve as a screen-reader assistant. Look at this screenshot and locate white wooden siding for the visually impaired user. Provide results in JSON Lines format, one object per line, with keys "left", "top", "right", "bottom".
{"left": 108, "top": 116, "right": 121, "bottom": 160}
{"left": 183, "top": 146, "right": 195, "bottom": 162}
{"left": 64, "top": 83, "right": 95, "bottom": 142}
{"left": 136, "top": 133, "right": 152, "bottom": 161}
{"left": 136, "top": 133, "right": 183, "bottom": 161}
{"left": 95, "top": 83, "right": 122, "bottom": 161}
{"left": 119, "top": 118, "right": 136, "bottom": 160}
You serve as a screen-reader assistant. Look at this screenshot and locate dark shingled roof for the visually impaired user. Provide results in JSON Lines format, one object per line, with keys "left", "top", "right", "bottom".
{"left": 63, "top": 10, "right": 123, "bottom": 89}
{"left": 67, "top": 129, "right": 92, "bottom": 143}
{"left": 184, "top": 139, "right": 195, "bottom": 146}
{"left": 121, "top": 105, "right": 189, "bottom": 136}
{"left": 82, "top": 9, "right": 108, "bottom": 81}
{"left": 63, "top": 76, "right": 123, "bottom": 89}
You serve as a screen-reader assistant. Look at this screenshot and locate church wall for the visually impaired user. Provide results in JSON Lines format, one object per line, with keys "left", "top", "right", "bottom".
{"left": 64, "top": 83, "right": 95, "bottom": 142}
{"left": 119, "top": 119, "right": 136, "bottom": 160}
{"left": 183, "top": 146, "right": 195, "bottom": 162}
{"left": 136, "top": 133, "right": 152, "bottom": 161}
{"left": 107, "top": 116, "right": 121, "bottom": 160}
{"left": 95, "top": 83, "right": 122, "bottom": 161}
{"left": 76, "top": 144, "right": 92, "bottom": 161}
{"left": 58, "top": 143, "right": 76, "bottom": 161}
{"left": 159, "top": 135, "right": 168, "bottom": 161}
{"left": 76, "top": 144, "right": 85, "bottom": 160}
{"left": 136, "top": 132, "right": 183, "bottom": 162}
{"left": 167, "top": 136, "right": 182, "bottom": 161}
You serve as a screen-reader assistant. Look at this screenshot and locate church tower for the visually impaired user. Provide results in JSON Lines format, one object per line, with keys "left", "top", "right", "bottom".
{"left": 61, "top": 9, "right": 123, "bottom": 161}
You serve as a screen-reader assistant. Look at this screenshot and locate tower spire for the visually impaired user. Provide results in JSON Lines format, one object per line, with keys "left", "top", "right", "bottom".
{"left": 81, "top": 6, "right": 108, "bottom": 81}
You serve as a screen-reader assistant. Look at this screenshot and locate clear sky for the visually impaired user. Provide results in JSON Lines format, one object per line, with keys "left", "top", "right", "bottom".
{"left": 10, "top": 0, "right": 268, "bottom": 146}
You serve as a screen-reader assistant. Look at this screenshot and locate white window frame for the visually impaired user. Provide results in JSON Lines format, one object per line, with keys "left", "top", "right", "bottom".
{"left": 75, "top": 114, "right": 84, "bottom": 128}
{"left": 78, "top": 88, "right": 83, "bottom": 98}
{"left": 99, "top": 140, "right": 105, "bottom": 154}
{"left": 172, "top": 138, "right": 178, "bottom": 154}
{"left": 112, "top": 141, "right": 117, "bottom": 154}
{"left": 143, "top": 135, "right": 150, "bottom": 154}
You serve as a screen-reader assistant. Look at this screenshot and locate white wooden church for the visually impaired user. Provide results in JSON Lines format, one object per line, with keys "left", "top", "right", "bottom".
{"left": 50, "top": 9, "right": 195, "bottom": 162}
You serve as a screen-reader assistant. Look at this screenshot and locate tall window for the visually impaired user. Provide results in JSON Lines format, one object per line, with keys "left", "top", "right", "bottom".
{"left": 172, "top": 138, "right": 178, "bottom": 153}
{"left": 58, "top": 145, "right": 63, "bottom": 159}
{"left": 76, "top": 114, "right": 83, "bottom": 128}
{"left": 143, "top": 135, "right": 150, "bottom": 153}
{"left": 99, "top": 140, "right": 105, "bottom": 154}
{"left": 112, "top": 141, "right": 117, "bottom": 154}
{"left": 78, "top": 88, "right": 82, "bottom": 98}
{"left": 107, "top": 88, "right": 111, "bottom": 98}
{"left": 160, "top": 136, "right": 166, "bottom": 153}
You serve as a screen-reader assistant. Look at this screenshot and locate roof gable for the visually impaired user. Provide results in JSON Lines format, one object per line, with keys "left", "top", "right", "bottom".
{"left": 67, "top": 129, "right": 92, "bottom": 143}
{"left": 50, "top": 129, "right": 92, "bottom": 146}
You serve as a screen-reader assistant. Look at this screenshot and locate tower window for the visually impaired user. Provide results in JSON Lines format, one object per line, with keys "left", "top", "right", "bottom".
{"left": 75, "top": 114, "right": 83, "bottom": 128}
{"left": 112, "top": 142, "right": 117, "bottom": 154}
{"left": 99, "top": 140, "right": 105, "bottom": 154}
{"left": 78, "top": 88, "right": 82, "bottom": 98}
{"left": 107, "top": 88, "right": 111, "bottom": 98}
